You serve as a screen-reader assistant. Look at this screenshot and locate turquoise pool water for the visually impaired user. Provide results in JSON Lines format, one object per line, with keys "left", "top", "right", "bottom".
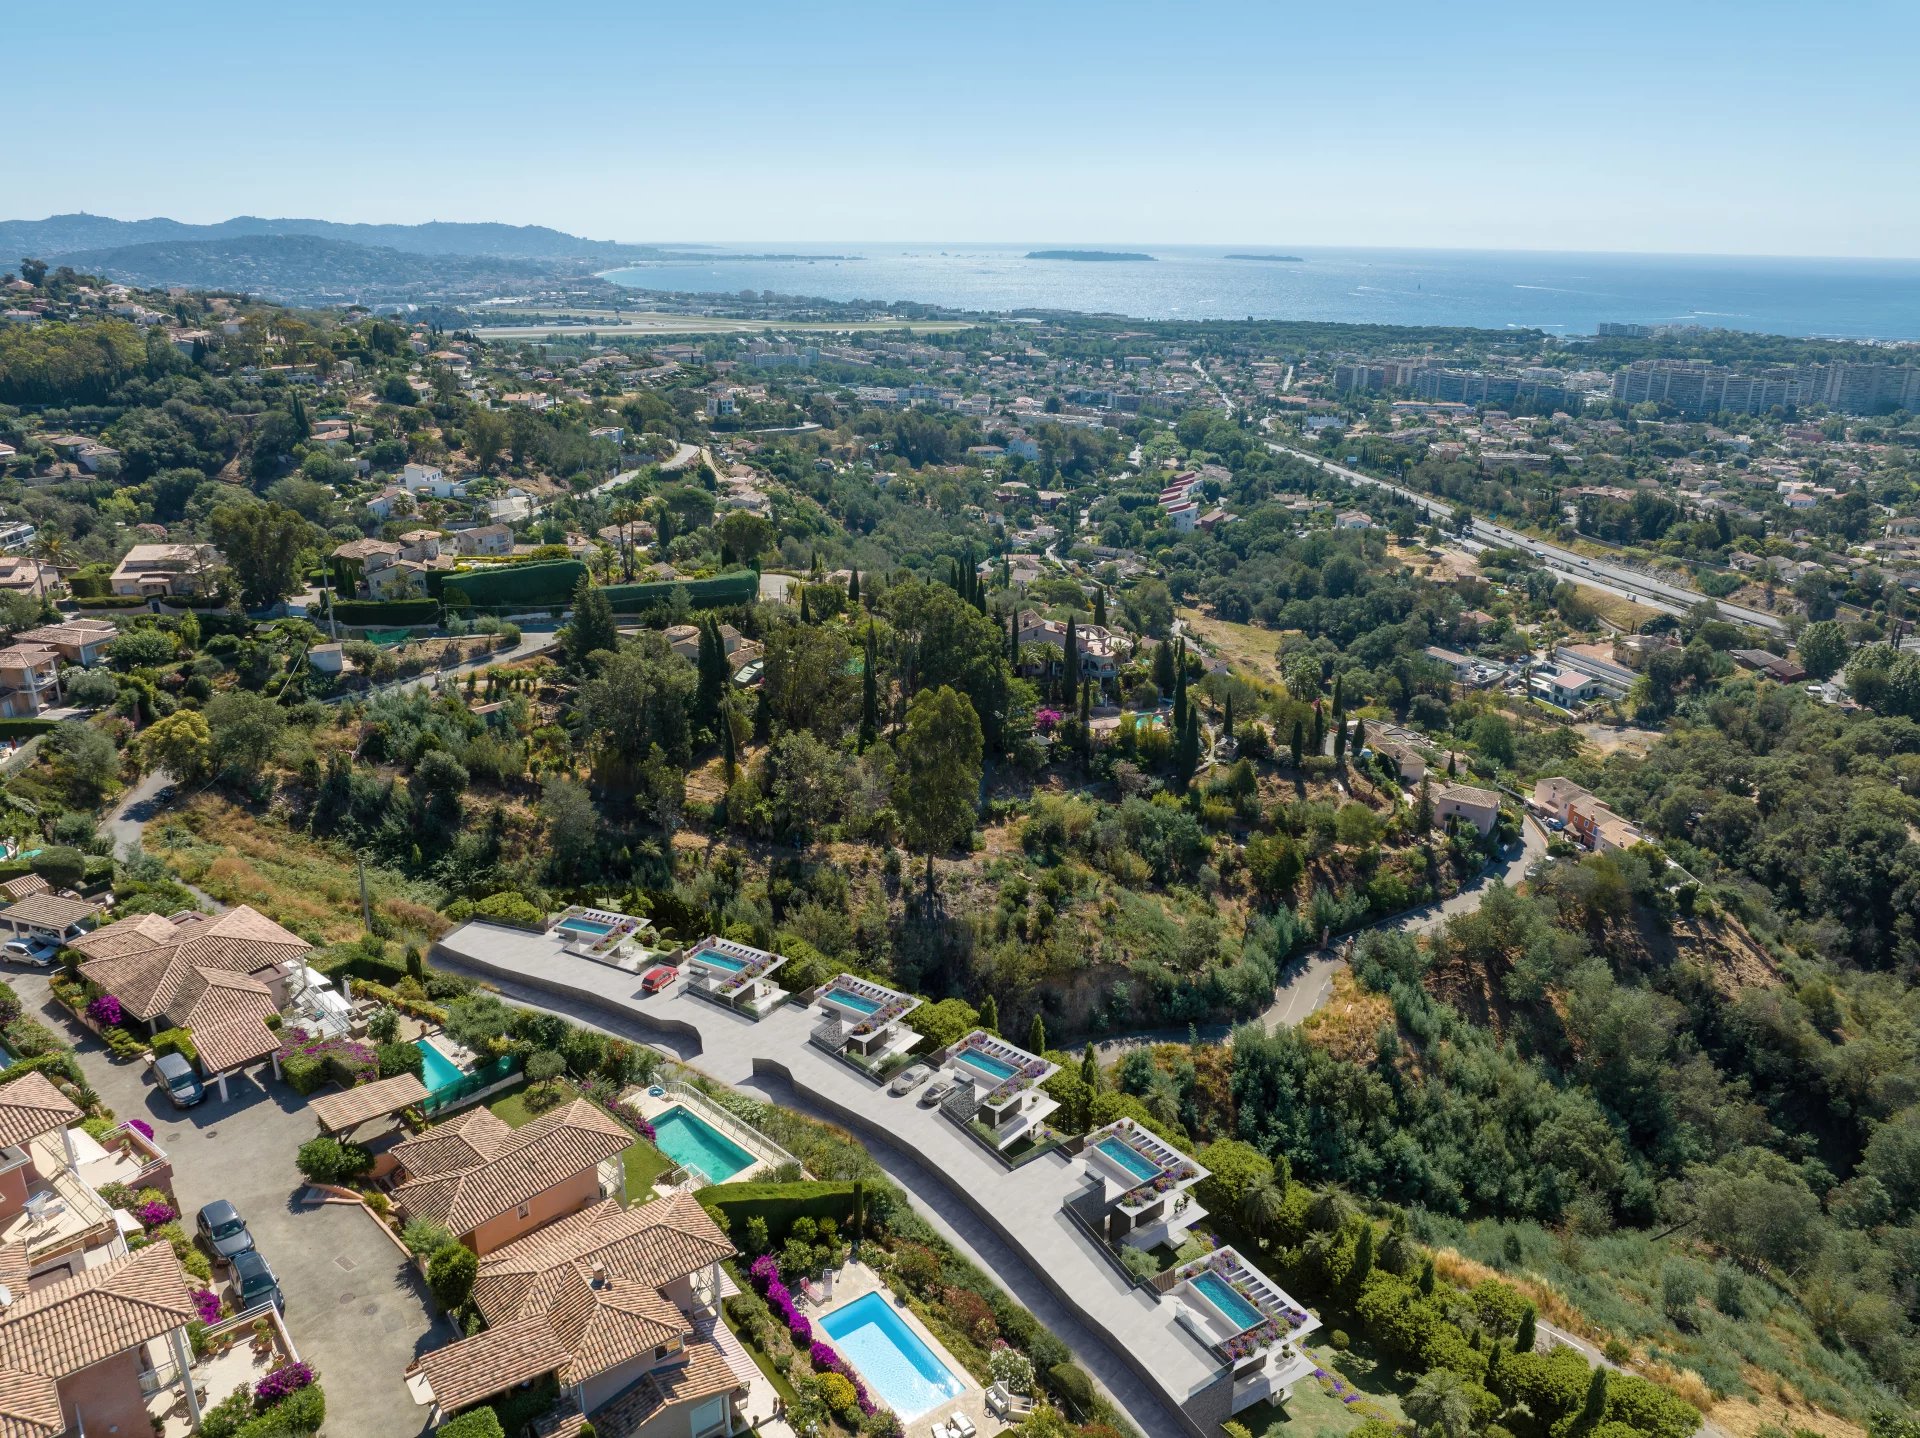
{"left": 651, "top": 1105, "right": 756, "bottom": 1183}
{"left": 819, "top": 1291, "right": 966, "bottom": 1420}
{"left": 827, "top": 990, "right": 884, "bottom": 1015}
{"left": 558, "top": 917, "right": 614, "bottom": 937}
{"left": 414, "top": 1040, "right": 465, "bottom": 1093}
{"left": 1192, "top": 1271, "right": 1263, "bottom": 1331}
{"left": 695, "top": 948, "right": 749, "bottom": 973}
{"left": 956, "top": 1049, "right": 1019, "bottom": 1083}
{"left": 1095, "top": 1136, "right": 1161, "bottom": 1183}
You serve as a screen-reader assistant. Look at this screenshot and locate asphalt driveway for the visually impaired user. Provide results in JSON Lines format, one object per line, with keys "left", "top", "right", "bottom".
{"left": 9, "top": 972, "right": 445, "bottom": 1437}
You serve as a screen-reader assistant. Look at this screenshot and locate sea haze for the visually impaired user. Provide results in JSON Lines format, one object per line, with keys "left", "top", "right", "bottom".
{"left": 604, "top": 244, "right": 1920, "bottom": 340}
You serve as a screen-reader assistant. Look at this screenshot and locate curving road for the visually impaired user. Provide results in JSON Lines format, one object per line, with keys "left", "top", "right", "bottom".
{"left": 1264, "top": 437, "right": 1788, "bottom": 635}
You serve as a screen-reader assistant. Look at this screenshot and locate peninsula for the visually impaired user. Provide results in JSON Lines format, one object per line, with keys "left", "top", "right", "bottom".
{"left": 1025, "top": 249, "right": 1154, "bottom": 261}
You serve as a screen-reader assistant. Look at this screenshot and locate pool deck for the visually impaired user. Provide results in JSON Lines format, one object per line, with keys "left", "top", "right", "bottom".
{"left": 818, "top": 1260, "right": 998, "bottom": 1437}
{"left": 434, "top": 919, "right": 1226, "bottom": 1438}
{"left": 626, "top": 1088, "right": 774, "bottom": 1190}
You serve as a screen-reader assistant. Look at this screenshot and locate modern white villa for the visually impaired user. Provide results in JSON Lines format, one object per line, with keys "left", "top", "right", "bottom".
{"left": 681, "top": 936, "right": 790, "bottom": 1018}
{"left": 940, "top": 1030, "right": 1058, "bottom": 1151}
{"left": 809, "top": 974, "right": 922, "bottom": 1075}
{"left": 1170, "top": 1247, "right": 1320, "bottom": 1414}
{"left": 1080, "top": 1117, "right": 1209, "bottom": 1250}
{"left": 547, "top": 906, "right": 655, "bottom": 968}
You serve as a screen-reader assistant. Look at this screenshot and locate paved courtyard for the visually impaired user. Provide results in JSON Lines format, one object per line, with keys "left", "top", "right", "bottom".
{"left": 10, "top": 973, "right": 446, "bottom": 1438}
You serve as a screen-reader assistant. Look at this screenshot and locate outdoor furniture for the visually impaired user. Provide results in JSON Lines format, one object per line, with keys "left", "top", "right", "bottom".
{"left": 951, "top": 1414, "right": 978, "bottom": 1437}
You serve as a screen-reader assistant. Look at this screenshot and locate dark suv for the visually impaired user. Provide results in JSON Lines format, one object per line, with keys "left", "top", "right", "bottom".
{"left": 230, "top": 1248, "right": 284, "bottom": 1312}
{"left": 196, "top": 1200, "right": 255, "bottom": 1264}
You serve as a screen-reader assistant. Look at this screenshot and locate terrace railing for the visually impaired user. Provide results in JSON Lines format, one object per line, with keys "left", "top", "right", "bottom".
{"left": 659, "top": 1081, "right": 803, "bottom": 1173}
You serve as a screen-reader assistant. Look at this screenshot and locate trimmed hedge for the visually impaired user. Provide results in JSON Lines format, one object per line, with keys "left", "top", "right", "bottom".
{"left": 330, "top": 597, "right": 440, "bottom": 626}
{"left": 433, "top": 1411, "right": 504, "bottom": 1438}
{"left": 151, "top": 1027, "right": 198, "bottom": 1064}
{"left": 696, "top": 1180, "right": 856, "bottom": 1236}
{"left": 0, "top": 718, "right": 55, "bottom": 739}
{"left": 601, "top": 571, "right": 757, "bottom": 614}
{"left": 440, "top": 560, "right": 584, "bottom": 611}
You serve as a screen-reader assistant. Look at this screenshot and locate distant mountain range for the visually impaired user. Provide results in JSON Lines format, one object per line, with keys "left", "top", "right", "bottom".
{"left": 0, "top": 213, "right": 696, "bottom": 262}
{"left": 42, "top": 234, "right": 568, "bottom": 299}
{"left": 0, "top": 213, "right": 749, "bottom": 304}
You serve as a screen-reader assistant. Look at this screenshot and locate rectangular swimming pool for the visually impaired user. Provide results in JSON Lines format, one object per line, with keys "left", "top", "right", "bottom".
{"left": 826, "top": 990, "right": 884, "bottom": 1015}
{"left": 955, "top": 1049, "right": 1019, "bottom": 1083}
{"left": 414, "top": 1039, "right": 465, "bottom": 1093}
{"left": 558, "top": 917, "right": 614, "bottom": 937}
{"left": 1094, "top": 1136, "right": 1161, "bottom": 1183}
{"left": 651, "top": 1104, "right": 756, "bottom": 1184}
{"left": 694, "top": 948, "right": 749, "bottom": 973}
{"left": 1192, "top": 1271, "right": 1263, "bottom": 1331}
{"left": 819, "top": 1291, "right": 967, "bottom": 1420}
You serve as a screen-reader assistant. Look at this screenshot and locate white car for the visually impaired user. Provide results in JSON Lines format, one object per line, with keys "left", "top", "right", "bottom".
{"left": 889, "top": 1064, "right": 933, "bottom": 1097}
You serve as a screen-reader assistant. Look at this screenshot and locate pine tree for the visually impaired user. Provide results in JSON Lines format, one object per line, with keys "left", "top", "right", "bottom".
{"left": 1290, "top": 719, "right": 1305, "bottom": 768}
{"left": 979, "top": 995, "right": 999, "bottom": 1035}
{"left": 1027, "top": 1012, "right": 1046, "bottom": 1055}
{"left": 1578, "top": 1367, "right": 1608, "bottom": 1427}
{"left": 859, "top": 623, "right": 879, "bottom": 750}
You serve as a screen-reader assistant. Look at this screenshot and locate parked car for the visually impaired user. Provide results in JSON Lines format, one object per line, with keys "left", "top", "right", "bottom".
{"left": 917, "top": 1079, "right": 953, "bottom": 1108}
{"left": 196, "top": 1200, "right": 255, "bottom": 1263}
{"left": 1, "top": 938, "right": 55, "bottom": 967}
{"left": 153, "top": 1052, "right": 205, "bottom": 1109}
{"left": 639, "top": 965, "right": 677, "bottom": 996}
{"left": 230, "top": 1248, "right": 284, "bottom": 1312}
{"left": 889, "top": 1063, "right": 933, "bottom": 1097}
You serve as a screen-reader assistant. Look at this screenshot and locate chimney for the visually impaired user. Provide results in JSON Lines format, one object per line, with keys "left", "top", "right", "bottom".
{"left": 590, "top": 1262, "right": 609, "bottom": 1290}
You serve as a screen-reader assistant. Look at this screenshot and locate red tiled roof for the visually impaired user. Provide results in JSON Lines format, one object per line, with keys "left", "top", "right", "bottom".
{"left": 394, "top": 1100, "right": 632, "bottom": 1237}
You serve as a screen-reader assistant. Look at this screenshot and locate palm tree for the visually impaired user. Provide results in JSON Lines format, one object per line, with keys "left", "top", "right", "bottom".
{"left": 33, "top": 530, "right": 64, "bottom": 607}
{"left": 1237, "top": 1176, "right": 1289, "bottom": 1248}
{"left": 1404, "top": 1368, "right": 1475, "bottom": 1438}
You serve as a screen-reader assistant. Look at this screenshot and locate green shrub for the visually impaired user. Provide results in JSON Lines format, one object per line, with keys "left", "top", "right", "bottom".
{"left": 280, "top": 1053, "right": 327, "bottom": 1095}
{"left": 470, "top": 890, "right": 546, "bottom": 928}
{"left": 4, "top": 1017, "right": 69, "bottom": 1059}
{"left": 234, "top": 1383, "right": 325, "bottom": 1437}
{"left": 428, "top": 1242, "right": 479, "bottom": 1309}
{"left": 377, "top": 1040, "right": 424, "bottom": 1079}
{"left": 696, "top": 1180, "right": 857, "bottom": 1240}
{"left": 294, "top": 1136, "right": 372, "bottom": 1185}
{"left": 97, "top": 1025, "right": 148, "bottom": 1061}
{"left": 1331, "top": 1328, "right": 1350, "bottom": 1350}
{"left": 433, "top": 1410, "right": 505, "bottom": 1438}
{"left": 440, "top": 560, "right": 585, "bottom": 612}
{"left": 150, "top": 1027, "right": 198, "bottom": 1064}
{"left": 599, "top": 571, "right": 757, "bottom": 614}
{"left": 1047, "top": 1362, "right": 1094, "bottom": 1416}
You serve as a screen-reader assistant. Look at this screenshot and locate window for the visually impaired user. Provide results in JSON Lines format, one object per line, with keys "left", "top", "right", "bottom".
{"left": 516, "top": 1202, "right": 530, "bottom": 1220}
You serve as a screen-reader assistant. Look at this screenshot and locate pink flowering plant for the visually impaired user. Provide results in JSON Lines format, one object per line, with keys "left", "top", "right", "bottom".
{"left": 86, "top": 993, "right": 123, "bottom": 1027}
{"left": 254, "top": 1361, "right": 313, "bottom": 1406}
{"left": 191, "top": 1288, "right": 222, "bottom": 1324}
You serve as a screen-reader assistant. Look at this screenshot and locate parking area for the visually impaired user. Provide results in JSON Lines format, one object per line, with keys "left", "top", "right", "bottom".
{"left": 9, "top": 973, "right": 444, "bottom": 1438}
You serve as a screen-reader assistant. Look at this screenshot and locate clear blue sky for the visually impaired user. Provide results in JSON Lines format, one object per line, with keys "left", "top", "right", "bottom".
{"left": 9, "top": 0, "right": 1917, "bottom": 257}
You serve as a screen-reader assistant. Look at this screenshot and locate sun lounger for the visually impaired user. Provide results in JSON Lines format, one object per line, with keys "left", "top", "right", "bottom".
{"left": 950, "top": 1414, "right": 978, "bottom": 1437}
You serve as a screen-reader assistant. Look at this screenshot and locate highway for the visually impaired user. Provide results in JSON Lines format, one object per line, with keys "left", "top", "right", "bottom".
{"left": 1264, "top": 439, "right": 1790, "bottom": 636}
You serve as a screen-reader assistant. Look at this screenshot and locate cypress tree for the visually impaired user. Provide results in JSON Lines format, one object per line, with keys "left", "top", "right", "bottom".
{"left": 1417, "top": 1255, "right": 1435, "bottom": 1296}
{"left": 721, "top": 708, "right": 737, "bottom": 782}
{"left": 1080, "top": 1042, "right": 1101, "bottom": 1093}
{"left": 799, "top": 587, "right": 811, "bottom": 623}
{"left": 1311, "top": 703, "right": 1325, "bottom": 757}
{"left": 1008, "top": 611, "right": 1019, "bottom": 663}
{"left": 1093, "top": 586, "right": 1107, "bottom": 626}
{"left": 696, "top": 616, "right": 727, "bottom": 732}
{"left": 1352, "top": 716, "right": 1366, "bottom": 754}
{"left": 1578, "top": 1368, "right": 1608, "bottom": 1427}
{"left": 849, "top": 568, "right": 860, "bottom": 605}
{"left": 1061, "top": 617, "right": 1078, "bottom": 704}
{"left": 1350, "top": 1224, "right": 1375, "bottom": 1287}
{"left": 1224, "top": 693, "right": 1234, "bottom": 740}
{"left": 979, "top": 995, "right": 999, "bottom": 1035}
{"left": 1290, "top": 719, "right": 1305, "bottom": 768}
{"left": 1447, "top": 751, "right": 1458, "bottom": 778}
{"left": 1152, "top": 638, "right": 1175, "bottom": 696}
{"left": 1027, "top": 1012, "right": 1046, "bottom": 1055}
{"left": 1172, "top": 640, "right": 1189, "bottom": 734}
{"left": 1514, "top": 1306, "right": 1536, "bottom": 1353}
{"left": 859, "top": 623, "right": 878, "bottom": 750}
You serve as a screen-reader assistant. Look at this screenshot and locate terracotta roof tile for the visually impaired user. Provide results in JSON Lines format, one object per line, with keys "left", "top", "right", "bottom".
{"left": 74, "top": 905, "right": 308, "bottom": 1022}
{"left": 309, "top": 1073, "right": 430, "bottom": 1134}
{"left": 395, "top": 1100, "right": 632, "bottom": 1236}
{"left": 0, "top": 1073, "right": 82, "bottom": 1150}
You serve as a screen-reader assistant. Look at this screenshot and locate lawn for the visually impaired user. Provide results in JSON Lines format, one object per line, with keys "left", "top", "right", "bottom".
{"left": 487, "top": 1083, "right": 673, "bottom": 1203}
{"left": 1177, "top": 607, "right": 1290, "bottom": 685}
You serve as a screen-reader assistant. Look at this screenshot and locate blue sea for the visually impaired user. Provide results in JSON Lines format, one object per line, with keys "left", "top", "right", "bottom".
{"left": 603, "top": 244, "right": 1920, "bottom": 340}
